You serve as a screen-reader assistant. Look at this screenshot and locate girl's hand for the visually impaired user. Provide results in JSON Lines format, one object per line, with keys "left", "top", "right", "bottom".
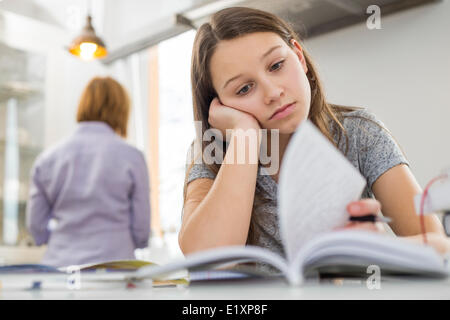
{"left": 402, "top": 232, "right": 450, "bottom": 256}
{"left": 343, "top": 200, "right": 450, "bottom": 256}
{"left": 208, "top": 97, "right": 260, "bottom": 139}
{"left": 336, "top": 198, "right": 386, "bottom": 233}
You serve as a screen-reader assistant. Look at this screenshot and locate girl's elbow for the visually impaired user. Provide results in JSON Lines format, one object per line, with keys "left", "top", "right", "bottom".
{"left": 178, "top": 230, "right": 189, "bottom": 255}
{"left": 178, "top": 229, "right": 199, "bottom": 256}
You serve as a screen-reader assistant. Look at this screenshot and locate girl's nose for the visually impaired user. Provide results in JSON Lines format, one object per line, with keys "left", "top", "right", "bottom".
{"left": 263, "top": 80, "right": 284, "bottom": 105}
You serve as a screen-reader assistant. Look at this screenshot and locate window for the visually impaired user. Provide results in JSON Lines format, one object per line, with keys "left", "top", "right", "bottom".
{"left": 0, "top": 43, "right": 45, "bottom": 246}
{"left": 157, "top": 30, "right": 196, "bottom": 235}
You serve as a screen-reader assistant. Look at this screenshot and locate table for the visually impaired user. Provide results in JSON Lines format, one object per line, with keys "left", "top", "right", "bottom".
{"left": 1, "top": 276, "right": 450, "bottom": 300}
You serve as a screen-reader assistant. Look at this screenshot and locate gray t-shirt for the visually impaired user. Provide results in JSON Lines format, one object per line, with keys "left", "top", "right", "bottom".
{"left": 186, "top": 109, "right": 408, "bottom": 264}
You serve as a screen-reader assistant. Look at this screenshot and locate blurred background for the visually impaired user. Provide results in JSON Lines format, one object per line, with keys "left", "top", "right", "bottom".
{"left": 0, "top": 0, "right": 448, "bottom": 264}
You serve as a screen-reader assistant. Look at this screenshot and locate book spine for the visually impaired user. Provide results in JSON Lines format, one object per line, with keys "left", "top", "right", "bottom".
{"left": 286, "top": 269, "right": 303, "bottom": 287}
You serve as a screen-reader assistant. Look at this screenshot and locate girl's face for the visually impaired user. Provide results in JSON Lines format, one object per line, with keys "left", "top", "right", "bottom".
{"left": 210, "top": 32, "right": 311, "bottom": 134}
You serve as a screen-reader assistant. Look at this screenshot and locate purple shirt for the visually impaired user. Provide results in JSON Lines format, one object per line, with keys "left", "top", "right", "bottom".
{"left": 26, "top": 122, "right": 151, "bottom": 267}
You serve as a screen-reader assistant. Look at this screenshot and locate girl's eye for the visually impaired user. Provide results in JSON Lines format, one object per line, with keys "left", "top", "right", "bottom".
{"left": 237, "top": 84, "right": 253, "bottom": 95}
{"left": 270, "top": 60, "right": 284, "bottom": 72}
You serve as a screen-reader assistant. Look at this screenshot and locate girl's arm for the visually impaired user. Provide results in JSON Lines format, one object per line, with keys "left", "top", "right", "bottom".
{"left": 371, "top": 164, "right": 445, "bottom": 236}
{"left": 179, "top": 98, "right": 262, "bottom": 254}
{"left": 179, "top": 120, "right": 261, "bottom": 255}
{"left": 373, "top": 164, "right": 450, "bottom": 253}
{"left": 347, "top": 164, "right": 450, "bottom": 254}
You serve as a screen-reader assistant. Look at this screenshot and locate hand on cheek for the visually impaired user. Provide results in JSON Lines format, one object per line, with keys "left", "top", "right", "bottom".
{"left": 208, "top": 97, "right": 260, "bottom": 136}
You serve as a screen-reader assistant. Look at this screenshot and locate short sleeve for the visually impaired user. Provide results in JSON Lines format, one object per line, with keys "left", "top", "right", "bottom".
{"left": 182, "top": 147, "right": 217, "bottom": 220}
{"left": 185, "top": 142, "right": 217, "bottom": 184}
{"left": 355, "top": 111, "right": 409, "bottom": 189}
{"left": 187, "top": 162, "right": 217, "bottom": 184}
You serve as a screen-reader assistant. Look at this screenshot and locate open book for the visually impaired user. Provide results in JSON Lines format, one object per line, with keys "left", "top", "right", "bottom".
{"left": 5, "top": 121, "right": 446, "bottom": 289}
{"left": 129, "top": 120, "right": 448, "bottom": 286}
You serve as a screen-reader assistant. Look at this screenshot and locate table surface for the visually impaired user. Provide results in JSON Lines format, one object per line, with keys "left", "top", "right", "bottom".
{"left": 1, "top": 275, "right": 450, "bottom": 300}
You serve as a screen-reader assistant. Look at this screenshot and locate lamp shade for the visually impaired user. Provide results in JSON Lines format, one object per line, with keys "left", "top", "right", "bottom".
{"left": 68, "top": 15, "right": 107, "bottom": 60}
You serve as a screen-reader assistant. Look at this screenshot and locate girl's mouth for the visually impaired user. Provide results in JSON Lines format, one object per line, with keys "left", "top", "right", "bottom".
{"left": 270, "top": 102, "right": 296, "bottom": 120}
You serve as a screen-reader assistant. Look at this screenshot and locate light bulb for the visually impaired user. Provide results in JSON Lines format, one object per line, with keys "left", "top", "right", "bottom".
{"left": 79, "top": 42, "right": 98, "bottom": 60}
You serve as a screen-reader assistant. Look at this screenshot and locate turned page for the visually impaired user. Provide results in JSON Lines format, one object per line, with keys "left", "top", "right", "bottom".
{"left": 133, "top": 245, "right": 291, "bottom": 280}
{"left": 278, "top": 120, "right": 366, "bottom": 262}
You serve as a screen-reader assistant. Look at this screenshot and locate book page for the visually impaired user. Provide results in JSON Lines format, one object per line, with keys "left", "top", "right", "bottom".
{"left": 291, "top": 230, "right": 447, "bottom": 279}
{"left": 278, "top": 120, "right": 366, "bottom": 262}
{"left": 73, "top": 260, "right": 156, "bottom": 271}
{"left": 132, "top": 245, "right": 289, "bottom": 281}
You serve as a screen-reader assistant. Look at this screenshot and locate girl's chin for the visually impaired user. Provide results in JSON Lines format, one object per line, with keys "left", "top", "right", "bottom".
{"left": 278, "top": 127, "right": 298, "bottom": 135}
{"left": 264, "top": 126, "right": 297, "bottom": 135}
{"left": 266, "top": 116, "right": 306, "bottom": 134}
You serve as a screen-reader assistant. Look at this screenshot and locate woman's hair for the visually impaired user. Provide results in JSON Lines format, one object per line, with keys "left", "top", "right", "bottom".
{"left": 184, "top": 7, "right": 357, "bottom": 244}
{"left": 77, "top": 76, "right": 131, "bottom": 137}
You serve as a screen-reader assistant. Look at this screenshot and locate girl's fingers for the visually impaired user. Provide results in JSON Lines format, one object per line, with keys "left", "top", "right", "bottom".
{"left": 335, "top": 222, "right": 384, "bottom": 233}
{"left": 347, "top": 198, "right": 382, "bottom": 217}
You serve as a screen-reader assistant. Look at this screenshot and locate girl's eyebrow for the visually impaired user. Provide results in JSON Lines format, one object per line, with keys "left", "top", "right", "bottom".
{"left": 222, "top": 45, "right": 282, "bottom": 90}
{"left": 223, "top": 73, "right": 243, "bottom": 90}
{"left": 260, "top": 45, "right": 282, "bottom": 61}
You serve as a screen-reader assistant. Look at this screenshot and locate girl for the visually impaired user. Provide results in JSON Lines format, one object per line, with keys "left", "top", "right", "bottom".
{"left": 179, "top": 7, "right": 449, "bottom": 261}
{"left": 27, "top": 76, "right": 151, "bottom": 267}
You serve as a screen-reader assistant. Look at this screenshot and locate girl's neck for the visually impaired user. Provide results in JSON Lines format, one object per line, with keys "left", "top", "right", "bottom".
{"left": 276, "top": 132, "right": 292, "bottom": 164}
{"left": 264, "top": 131, "right": 292, "bottom": 182}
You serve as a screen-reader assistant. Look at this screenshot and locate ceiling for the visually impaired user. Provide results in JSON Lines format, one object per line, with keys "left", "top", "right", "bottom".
{"left": 0, "top": 0, "right": 441, "bottom": 64}
{"left": 176, "top": 0, "right": 441, "bottom": 39}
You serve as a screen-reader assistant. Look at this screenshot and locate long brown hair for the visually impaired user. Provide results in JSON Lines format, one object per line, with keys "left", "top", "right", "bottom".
{"left": 184, "top": 7, "right": 356, "bottom": 244}
{"left": 77, "top": 76, "right": 131, "bottom": 137}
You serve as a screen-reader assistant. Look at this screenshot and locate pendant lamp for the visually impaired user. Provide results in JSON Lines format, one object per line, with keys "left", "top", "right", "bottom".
{"left": 68, "top": 14, "right": 107, "bottom": 60}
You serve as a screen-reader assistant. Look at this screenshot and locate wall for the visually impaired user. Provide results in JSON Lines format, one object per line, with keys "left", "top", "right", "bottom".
{"left": 304, "top": 0, "right": 450, "bottom": 186}
{"left": 0, "top": 8, "right": 112, "bottom": 148}
{"left": 44, "top": 48, "right": 110, "bottom": 147}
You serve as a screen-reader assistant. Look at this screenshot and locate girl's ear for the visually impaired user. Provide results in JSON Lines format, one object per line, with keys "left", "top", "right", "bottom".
{"left": 290, "top": 39, "right": 308, "bottom": 74}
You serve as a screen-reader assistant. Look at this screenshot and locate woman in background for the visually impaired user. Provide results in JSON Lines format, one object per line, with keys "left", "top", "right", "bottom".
{"left": 27, "top": 76, "right": 151, "bottom": 267}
